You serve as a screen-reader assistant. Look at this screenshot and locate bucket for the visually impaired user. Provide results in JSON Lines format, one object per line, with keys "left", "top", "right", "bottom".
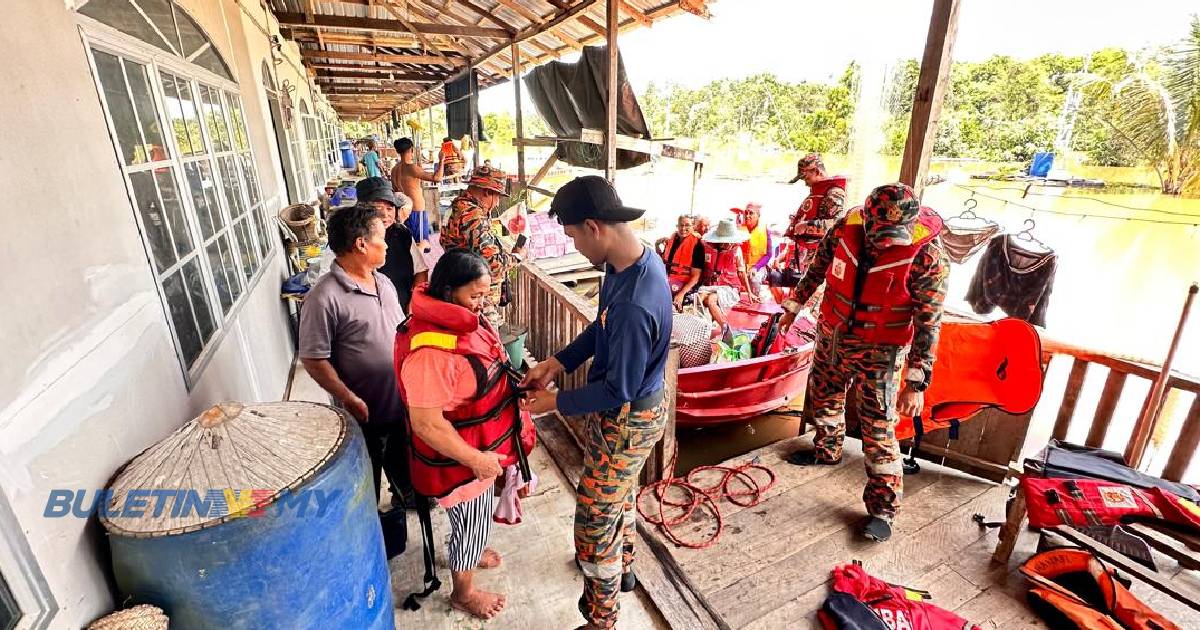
{"left": 339, "top": 141, "right": 356, "bottom": 169}
{"left": 280, "top": 203, "right": 320, "bottom": 242}
{"left": 499, "top": 324, "right": 528, "bottom": 368}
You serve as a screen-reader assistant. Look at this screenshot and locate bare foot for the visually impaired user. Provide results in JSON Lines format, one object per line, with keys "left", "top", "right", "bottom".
{"left": 450, "top": 589, "right": 507, "bottom": 620}
{"left": 477, "top": 548, "right": 502, "bottom": 570}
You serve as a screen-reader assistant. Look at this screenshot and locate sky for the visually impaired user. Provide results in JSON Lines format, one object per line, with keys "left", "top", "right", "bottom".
{"left": 478, "top": 0, "right": 1198, "bottom": 113}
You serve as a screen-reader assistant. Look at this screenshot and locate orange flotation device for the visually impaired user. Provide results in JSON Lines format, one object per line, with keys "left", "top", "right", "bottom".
{"left": 896, "top": 317, "right": 1044, "bottom": 442}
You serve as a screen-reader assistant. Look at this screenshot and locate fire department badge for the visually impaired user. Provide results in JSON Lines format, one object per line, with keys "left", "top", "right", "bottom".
{"left": 885, "top": 205, "right": 904, "bottom": 222}
{"left": 800, "top": 198, "right": 813, "bottom": 214}
{"left": 831, "top": 258, "right": 846, "bottom": 280}
{"left": 1097, "top": 486, "right": 1137, "bottom": 509}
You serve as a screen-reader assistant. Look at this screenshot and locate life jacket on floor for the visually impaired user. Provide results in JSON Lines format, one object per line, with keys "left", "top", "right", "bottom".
{"left": 702, "top": 244, "right": 743, "bottom": 288}
{"left": 394, "top": 285, "right": 535, "bottom": 499}
{"left": 896, "top": 317, "right": 1045, "bottom": 441}
{"left": 818, "top": 206, "right": 943, "bottom": 346}
{"left": 789, "top": 175, "right": 848, "bottom": 254}
{"left": 818, "top": 563, "right": 982, "bottom": 630}
{"left": 662, "top": 232, "right": 701, "bottom": 292}
{"left": 1020, "top": 548, "right": 1180, "bottom": 630}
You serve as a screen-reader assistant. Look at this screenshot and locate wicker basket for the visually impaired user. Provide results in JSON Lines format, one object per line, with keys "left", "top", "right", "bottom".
{"left": 87, "top": 605, "right": 169, "bottom": 630}
{"left": 280, "top": 203, "right": 319, "bottom": 241}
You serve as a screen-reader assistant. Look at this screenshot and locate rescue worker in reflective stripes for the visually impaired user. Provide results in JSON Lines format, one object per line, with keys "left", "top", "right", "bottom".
{"left": 782, "top": 153, "right": 848, "bottom": 309}
{"left": 521, "top": 176, "right": 672, "bottom": 630}
{"left": 778, "top": 183, "right": 950, "bottom": 542}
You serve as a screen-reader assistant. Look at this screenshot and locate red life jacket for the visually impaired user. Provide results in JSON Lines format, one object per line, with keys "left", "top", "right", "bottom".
{"left": 394, "top": 286, "right": 535, "bottom": 499}
{"left": 818, "top": 206, "right": 943, "bottom": 345}
{"left": 662, "top": 232, "right": 701, "bottom": 290}
{"left": 702, "top": 244, "right": 742, "bottom": 288}
{"left": 790, "top": 175, "right": 848, "bottom": 252}
{"left": 819, "top": 563, "right": 981, "bottom": 630}
{"left": 1022, "top": 476, "right": 1200, "bottom": 533}
{"left": 1020, "top": 548, "right": 1180, "bottom": 630}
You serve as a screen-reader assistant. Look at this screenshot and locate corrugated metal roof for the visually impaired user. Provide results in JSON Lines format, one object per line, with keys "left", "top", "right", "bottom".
{"left": 269, "top": 0, "right": 707, "bottom": 119}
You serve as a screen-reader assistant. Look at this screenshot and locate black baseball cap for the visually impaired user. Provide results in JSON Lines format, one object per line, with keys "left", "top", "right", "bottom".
{"left": 355, "top": 177, "right": 399, "bottom": 207}
{"left": 549, "top": 176, "right": 646, "bottom": 225}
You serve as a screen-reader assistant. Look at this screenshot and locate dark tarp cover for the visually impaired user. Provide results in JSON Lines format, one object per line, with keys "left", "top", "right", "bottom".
{"left": 445, "top": 71, "right": 487, "bottom": 143}
{"left": 523, "top": 45, "right": 651, "bottom": 170}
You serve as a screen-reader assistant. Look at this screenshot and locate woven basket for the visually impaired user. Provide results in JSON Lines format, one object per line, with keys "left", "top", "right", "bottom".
{"left": 87, "top": 605, "right": 169, "bottom": 630}
{"left": 280, "top": 203, "right": 319, "bottom": 241}
{"left": 672, "top": 313, "right": 713, "bottom": 368}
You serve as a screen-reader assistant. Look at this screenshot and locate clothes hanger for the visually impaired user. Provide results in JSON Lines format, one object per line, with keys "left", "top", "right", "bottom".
{"left": 946, "top": 197, "right": 998, "bottom": 230}
{"left": 1013, "top": 218, "right": 1052, "bottom": 253}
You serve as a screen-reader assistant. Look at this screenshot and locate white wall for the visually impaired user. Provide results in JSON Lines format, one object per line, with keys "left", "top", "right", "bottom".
{"left": 0, "top": 0, "right": 324, "bottom": 626}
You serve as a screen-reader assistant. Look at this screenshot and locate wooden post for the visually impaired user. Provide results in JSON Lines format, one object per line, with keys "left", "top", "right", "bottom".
{"left": 992, "top": 463, "right": 1027, "bottom": 565}
{"left": 512, "top": 42, "right": 527, "bottom": 184}
{"left": 604, "top": 0, "right": 619, "bottom": 182}
{"left": 469, "top": 66, "right": 480, "bottom": 170}
{"left": 1126, "top": 282, "right": 1198, "bottom": 467}
{"left": 898, "top": 0, "right": 961, "bottom": 196}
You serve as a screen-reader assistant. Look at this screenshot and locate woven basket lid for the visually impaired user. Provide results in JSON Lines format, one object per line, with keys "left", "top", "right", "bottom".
{"left": 101, "top": 401, "right": 345, "bottom": 537}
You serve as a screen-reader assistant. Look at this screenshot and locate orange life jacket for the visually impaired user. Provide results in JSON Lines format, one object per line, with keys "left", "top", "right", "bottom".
{"left": 394, "top": 286, "right": 534, "bottom": 498}
{"left": 819, "top": 206, "right": 943, "bottom": 345}
{"left": 896, "top": 318, "right": 1044, "bottom": 441}
{"left": 1021, "top": 548, "right": 1180, "bottom": 630}
{"left": 702, "top": 244, "right": 742, "bottom": 288}
{"left": 662, "top": 232, "right": 701, "bottom": 290}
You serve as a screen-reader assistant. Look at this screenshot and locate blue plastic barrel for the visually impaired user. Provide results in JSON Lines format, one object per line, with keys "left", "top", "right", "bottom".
{"left": 339, "top": 140, "right": 357, "bottom": 169}
{"left": 1030, "top": 151, "right": 1055, "bottom": 178}
{"left": 103, "top": 402, "right": 394, "bottom": 630}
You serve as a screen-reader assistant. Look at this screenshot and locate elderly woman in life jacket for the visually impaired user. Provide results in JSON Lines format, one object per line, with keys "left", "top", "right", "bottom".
{"left": 695, "top": 218, "right": 760, "bottom": 330}
{"left": 394, "top": 248, "right": 535, "bottom": 620}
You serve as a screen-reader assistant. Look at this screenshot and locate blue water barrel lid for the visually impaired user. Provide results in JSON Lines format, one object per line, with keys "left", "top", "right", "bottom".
{"left": 100, "top": 402, "right": 346, "bottom": 537}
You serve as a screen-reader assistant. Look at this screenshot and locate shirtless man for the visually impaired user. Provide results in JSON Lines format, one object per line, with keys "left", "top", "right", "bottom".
{"left": 391, "top": 137, "right": 447, "bottom": 252}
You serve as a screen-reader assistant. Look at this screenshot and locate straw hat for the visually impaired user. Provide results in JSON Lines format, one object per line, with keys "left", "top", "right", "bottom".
{"left": 703, "top": 218, "right": 749, "bottom": 244}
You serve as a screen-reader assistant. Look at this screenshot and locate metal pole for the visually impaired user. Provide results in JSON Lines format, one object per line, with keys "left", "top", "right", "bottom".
{"left": 513, "top": 42, "right": 526, "bottom": 184}
{"left": 604, "top": 0, "right": 619, "bottom": 182}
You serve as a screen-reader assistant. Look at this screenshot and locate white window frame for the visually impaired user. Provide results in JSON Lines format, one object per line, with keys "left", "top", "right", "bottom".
{"left": 78, "top": 13, "right": 280, "bottom": 388}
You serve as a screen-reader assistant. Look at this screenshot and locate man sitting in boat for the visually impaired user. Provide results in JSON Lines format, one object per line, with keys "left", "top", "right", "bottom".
{"left": 735, "top": 202, "right": 773, "bottom": 279}
{"left": 658, "top": 214, "right": 706, "bottom": 311}
{"left": 697, "top": 218, "right": 759, "bottom": 330}
{"left": 777, "top": 183, "right": 949, "bottom": 543}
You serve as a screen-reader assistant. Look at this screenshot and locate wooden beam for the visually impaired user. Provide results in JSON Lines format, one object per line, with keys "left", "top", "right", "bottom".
{"left": 315, "top": 69, "right": 440, "bottom": 81}
{"left": 453, "top": 0, "right": 518, "bottom": 36}
{"left": 299, "top": 49, "right": 457, "bottom": 66}
{"left": 285, "top": 31, "right": 433, "bottom": 49}
{"left": 306, "top": 63, "right": 448, "bottom": 76}
{"left": 898, "top": 0, "right": 961, "bottom": 196}
{"left": 494, "top": 0, "right": 544, "bottom": 25}
{"left": 513, "top": 41, "right": 526, "bottom": 183}
{"left": 577, "top": 14, "right": 607, "bottom": 37}
{"left": 273, "top": 13, "right": 511, "bottom": 39}
{"left": 1051, "top": 526, "right": 1200, "bottom": 613}
{"left": 620, "top": 0, "right": 652, "bottom": 27}
{"left": 604, "top": 0, "right": 618, "bottom": 181}
{"left": 1162, "top": 396, "right": 1200, "bottom": 481}
{"left": 1052, "top": 358, "right": 1090, "bottom": 440}
{"left": 1085, "top": 370, "right": 1128, "bottom": 448}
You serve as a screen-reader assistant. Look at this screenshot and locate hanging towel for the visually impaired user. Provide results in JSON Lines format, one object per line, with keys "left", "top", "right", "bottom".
{"left": 941, "top": 223, "right": 1001, "bottom": 264}
{"left": 493, "top": 464, "right": 538, "bottom": 525}
{"left": 965, "top": 235, "right": 1057, "bottom": 326}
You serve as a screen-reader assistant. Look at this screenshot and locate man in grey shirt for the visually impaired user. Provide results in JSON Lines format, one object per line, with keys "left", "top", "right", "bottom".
{"left": 299, "top": 204, "right": 407, "bottom": 502}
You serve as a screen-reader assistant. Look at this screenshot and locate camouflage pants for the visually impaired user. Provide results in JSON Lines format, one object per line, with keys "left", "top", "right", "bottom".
{"left": 576, "top": 400, "right": 666, "bottom": 629}
{"left": 806, "top": 327, "right": 905, "bottom": 520}
{"left": 483, "top": 283, "right": 505, "bottom": 328}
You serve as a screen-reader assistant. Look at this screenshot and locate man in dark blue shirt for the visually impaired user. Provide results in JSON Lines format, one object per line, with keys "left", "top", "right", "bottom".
{"left": 522, "top": 176, "right": 672, "bottom": 630}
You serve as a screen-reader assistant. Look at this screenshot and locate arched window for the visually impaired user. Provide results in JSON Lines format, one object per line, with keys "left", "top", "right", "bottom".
{"left": 77, "top": 0, "right": 277, "bottom": 382}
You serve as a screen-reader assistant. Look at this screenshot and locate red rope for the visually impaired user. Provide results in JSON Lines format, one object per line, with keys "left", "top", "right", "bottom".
{"left": 637, "top": 449, "right": 777, "bottom": 549}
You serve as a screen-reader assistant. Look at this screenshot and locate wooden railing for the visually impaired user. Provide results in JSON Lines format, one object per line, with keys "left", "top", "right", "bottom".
{"left": 1038, "top": 338, "right": 1200, "bottom": 481}
{"left": 507, "top": 261, "right": 598, "bottom": 393}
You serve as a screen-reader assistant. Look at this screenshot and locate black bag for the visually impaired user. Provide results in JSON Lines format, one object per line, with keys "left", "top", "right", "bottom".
{"left": 499, "top": 278, "right": 513, "bottom": 307}
{"left": 379, "top": 507, "right": 407, "bottom": 559}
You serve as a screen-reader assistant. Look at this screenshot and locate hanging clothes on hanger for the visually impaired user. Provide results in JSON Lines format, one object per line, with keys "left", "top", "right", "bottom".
{"left": 941, "top": 199, "right": 1002, "bottom": 264}
{"left": 966, "top": 220, "right": 1057, "bottom": 326}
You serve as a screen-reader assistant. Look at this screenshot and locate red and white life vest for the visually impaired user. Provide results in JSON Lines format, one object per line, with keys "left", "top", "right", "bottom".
{"left": 662, "top": 232, "right": 701, "bottom": 291}
{"left": 789, "top": 175, "right": 848, "bottom": 253}
{"left": 394, "top": 286, "right": 535, "bottom": 498}
{"left": 702, "top": 244, "right": 742, "bottom": 288}
{"left": 1022, "top": 476, "right": 1200, "bottom": 533}
{"left": 818, "top": 206, "right": 943, "bottom": 345}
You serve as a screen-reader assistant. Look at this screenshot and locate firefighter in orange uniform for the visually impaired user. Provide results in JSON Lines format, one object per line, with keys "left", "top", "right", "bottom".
{"left": 778, "top": 153, "right": 848, "bottom": 308}
{"left": 778, "top": 183, "right": 949, "bottom": 542}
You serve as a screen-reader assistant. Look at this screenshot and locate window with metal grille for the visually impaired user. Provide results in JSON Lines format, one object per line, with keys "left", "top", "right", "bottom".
{"left": 78, "top": 0, "right": 277, "bottom": 383}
